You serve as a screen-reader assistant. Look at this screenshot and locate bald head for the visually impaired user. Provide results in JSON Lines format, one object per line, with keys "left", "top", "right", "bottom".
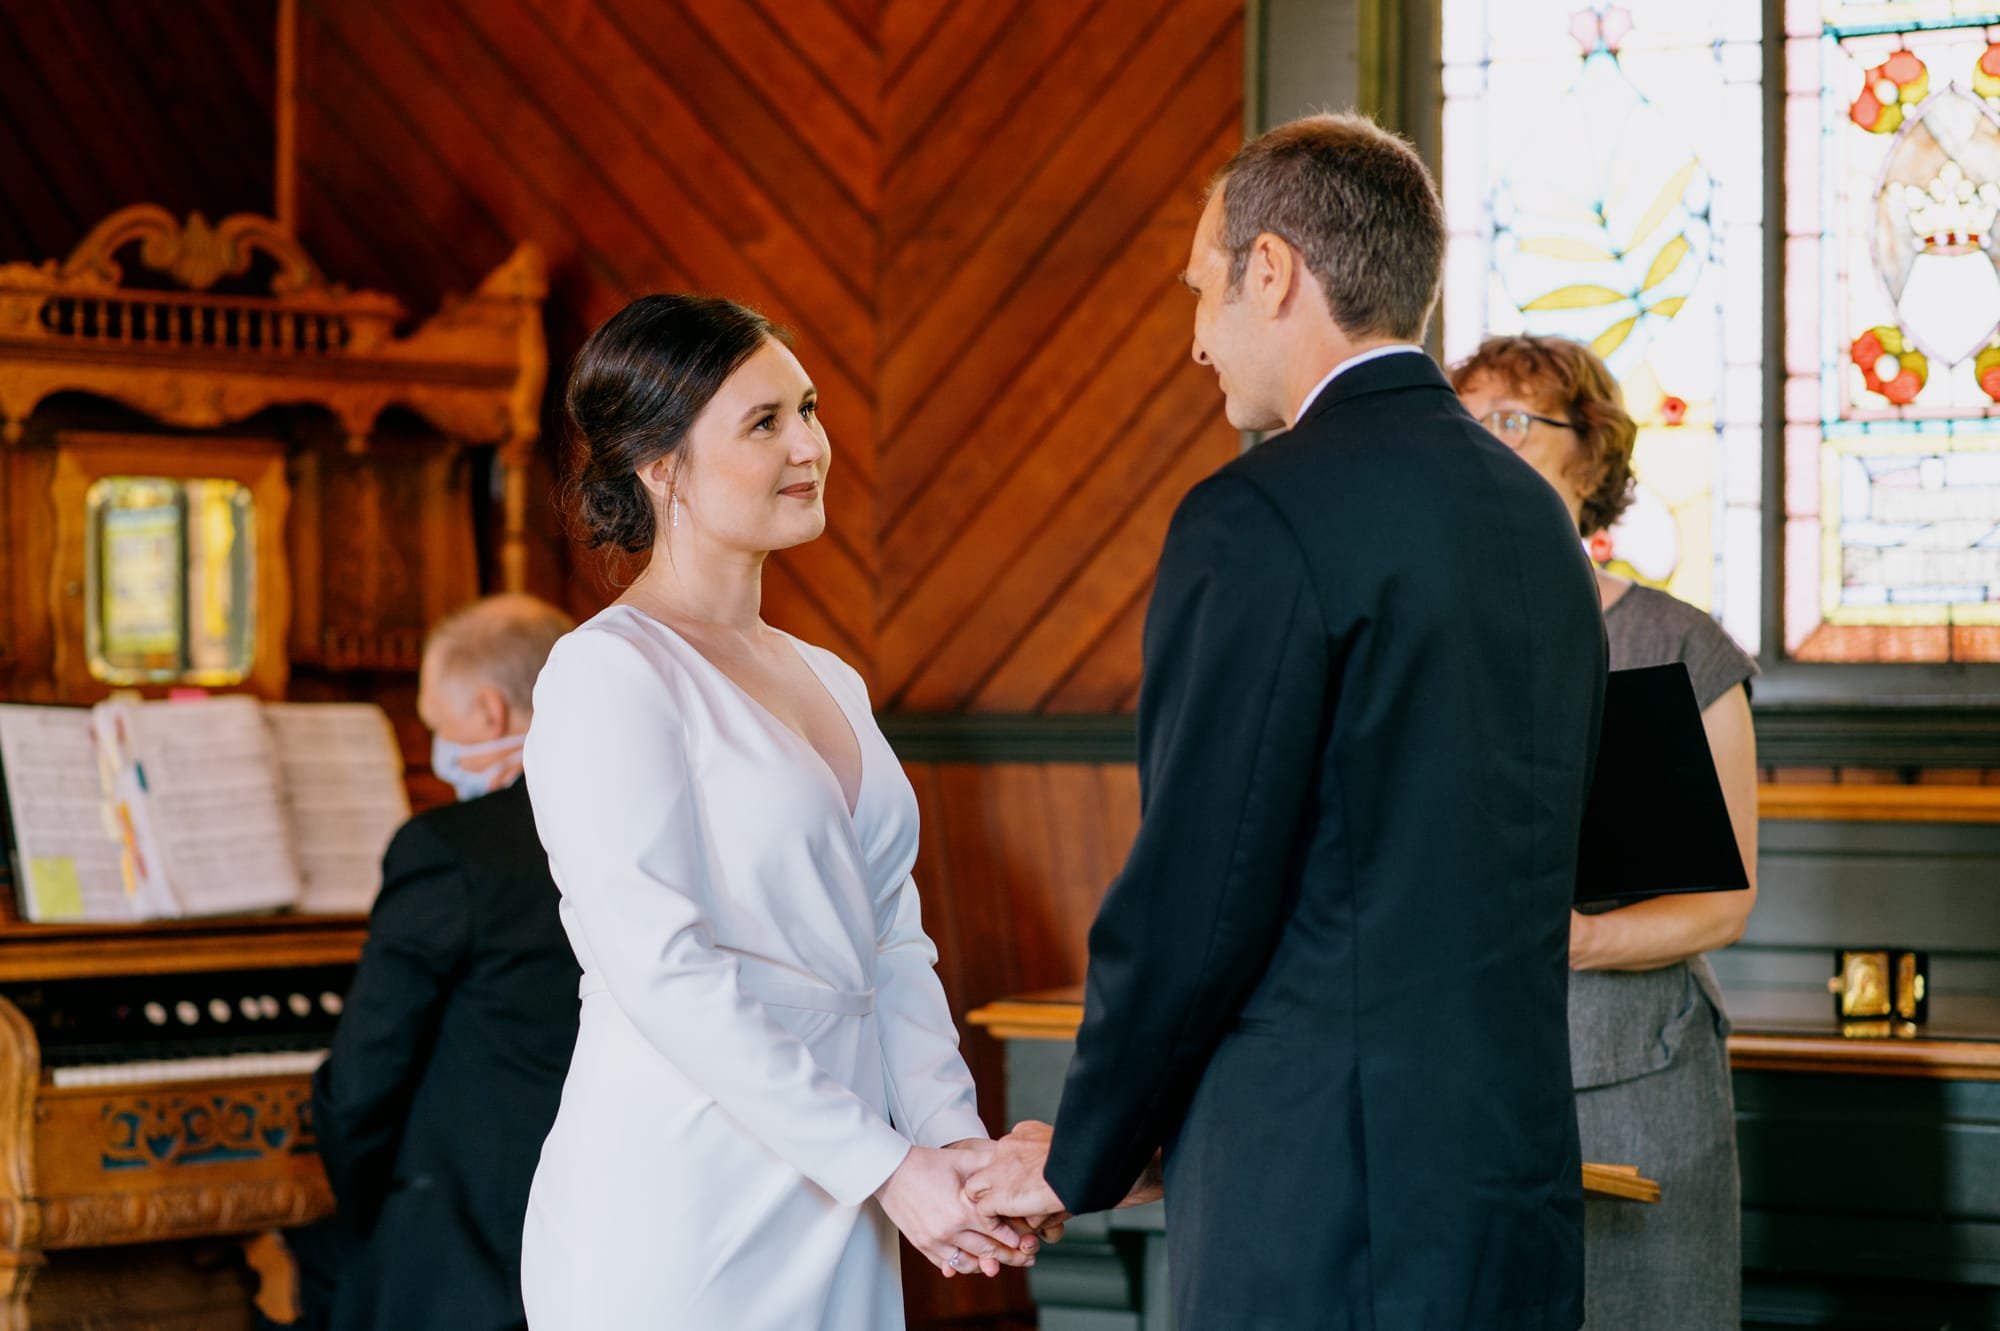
{"left": 419, "top": 595, "right": 575, "bottom": 742}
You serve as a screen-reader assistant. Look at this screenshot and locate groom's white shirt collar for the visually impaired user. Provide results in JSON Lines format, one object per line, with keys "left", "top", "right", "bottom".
{"left": 1293, "top": 344, "right": 1426, "bottom": 426}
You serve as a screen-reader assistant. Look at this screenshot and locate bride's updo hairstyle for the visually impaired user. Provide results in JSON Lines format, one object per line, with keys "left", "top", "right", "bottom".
{"left": 562, "top": 293, "right": 786, "bottom": 553}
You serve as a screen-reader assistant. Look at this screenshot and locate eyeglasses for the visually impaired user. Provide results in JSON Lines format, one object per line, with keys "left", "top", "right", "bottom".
{"left": 1478, "top": 409, "right": 1575, "bottom": 444}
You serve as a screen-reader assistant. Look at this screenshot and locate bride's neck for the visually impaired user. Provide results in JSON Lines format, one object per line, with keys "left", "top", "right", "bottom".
{"left": 624, "top": 540, "right": 767, "bottom": 637}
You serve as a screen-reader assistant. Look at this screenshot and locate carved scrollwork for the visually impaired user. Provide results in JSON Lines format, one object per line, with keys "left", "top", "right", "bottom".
{"left": 37, "top": 1177, "right": 332, "bottom": 1250}
{"left": 58, "top": 205, "right": 330, "bottom": 297}
{"left": 97, "top": 1086, "right": 316, "bottom": 1172}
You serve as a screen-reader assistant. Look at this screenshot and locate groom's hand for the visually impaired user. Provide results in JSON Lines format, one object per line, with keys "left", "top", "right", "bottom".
{"left": 966, "top": 1120, "right": 1067, "bottom": 1228}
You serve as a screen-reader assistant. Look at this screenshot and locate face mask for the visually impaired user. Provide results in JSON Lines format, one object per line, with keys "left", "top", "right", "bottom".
{"left": 431, "top": 733, "right": 525, "bottom": 802}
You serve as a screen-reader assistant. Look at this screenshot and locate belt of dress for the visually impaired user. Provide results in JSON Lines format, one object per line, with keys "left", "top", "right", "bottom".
{"left": 577, "top": 964, "right": 876, "bottom": 1016}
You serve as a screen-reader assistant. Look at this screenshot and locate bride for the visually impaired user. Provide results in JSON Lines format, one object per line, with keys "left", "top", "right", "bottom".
{"left": 519, "top": 294, "right": 1032, "bottom": 1329}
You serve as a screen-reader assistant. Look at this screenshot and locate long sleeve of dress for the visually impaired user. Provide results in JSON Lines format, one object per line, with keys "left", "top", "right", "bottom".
{"left": 524, "top": 629, "right": 911, "bottom": 1207}
{"left": 873, "top": 873, "right": 987, "bottom": 1148}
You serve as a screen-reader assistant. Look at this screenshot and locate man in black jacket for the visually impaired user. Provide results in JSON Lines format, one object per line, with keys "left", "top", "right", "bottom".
{"left": 303, "top": 594, "right": 580, "bottom": 1331}
{"left": 970, "top": 114, "right": 1606, "bottom": 1329}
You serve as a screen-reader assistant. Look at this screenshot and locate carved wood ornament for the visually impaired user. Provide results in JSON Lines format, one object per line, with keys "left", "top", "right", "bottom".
{"left": 0, "top": 204, "right": 548, "bottom": 590}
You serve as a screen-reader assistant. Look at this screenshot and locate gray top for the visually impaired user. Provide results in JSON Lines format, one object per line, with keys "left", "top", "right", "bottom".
{"left": 1603, "top": 582, "right": 1757, "bottom": 710}
{"left": 1570, "top": 582, "right": 1757, "bottom": 1090}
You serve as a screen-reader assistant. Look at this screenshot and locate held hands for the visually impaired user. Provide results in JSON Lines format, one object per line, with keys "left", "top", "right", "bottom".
{"left": 965, "top": 1121, "right": 1165, "bottom": 1233}
{"left": 873, "top": 1142, "right": 1037, "bottom": 1279}
{"left": 965, "top": 1121, "right": 1068, "bottom": 1233}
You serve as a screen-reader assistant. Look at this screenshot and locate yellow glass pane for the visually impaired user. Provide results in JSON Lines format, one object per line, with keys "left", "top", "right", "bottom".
{"left": 85, "top": 477, "right": 256, "bottom": 686}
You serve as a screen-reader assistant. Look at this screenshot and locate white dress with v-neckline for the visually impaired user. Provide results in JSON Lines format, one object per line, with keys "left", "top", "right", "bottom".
{"left": 518, "top": 605, "right": 986, "bottom": 1330}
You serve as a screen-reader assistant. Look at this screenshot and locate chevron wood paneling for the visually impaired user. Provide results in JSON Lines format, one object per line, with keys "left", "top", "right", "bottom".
{"left": 293, "top": 0, "right": 884, "bottom": 668}
{"left": 292, "top": 0, "right": 1241, "bottom": 713}
{"left": 878, "top": 0, "right": 1244, "bottom": 711}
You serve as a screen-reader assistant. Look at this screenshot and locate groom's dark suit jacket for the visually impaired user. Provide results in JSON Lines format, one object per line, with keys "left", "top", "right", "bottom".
{"left": 1044, "top": 351, "right": 1605, "bottom": 1330}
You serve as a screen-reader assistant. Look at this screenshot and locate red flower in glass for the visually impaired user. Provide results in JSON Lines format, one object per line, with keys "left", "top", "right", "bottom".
{"left": 1851, "top": 326, "right": 1927, "bottom": 405}
{"left": 1850, "top": 50, "right": 1930, "bottom": 135}
{"left": 1975, "top": 345, "right": 2000, "bottom": 404}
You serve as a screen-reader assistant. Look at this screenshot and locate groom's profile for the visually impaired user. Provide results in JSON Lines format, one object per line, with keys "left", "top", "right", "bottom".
{"left": 970, "top": 113, "right": 1605, "bottom": 1328}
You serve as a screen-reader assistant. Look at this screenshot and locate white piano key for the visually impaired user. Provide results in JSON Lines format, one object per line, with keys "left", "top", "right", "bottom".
{"left": 50, "top": 1049, "right": 329, "bottom": 1089}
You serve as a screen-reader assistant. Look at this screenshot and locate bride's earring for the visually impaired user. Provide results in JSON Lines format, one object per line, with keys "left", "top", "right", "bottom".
{"left": 670, "top": 490, "right": 680, "bottom": 530}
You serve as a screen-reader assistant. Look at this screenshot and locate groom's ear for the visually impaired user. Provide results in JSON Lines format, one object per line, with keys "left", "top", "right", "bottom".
{"left": 1245, "top": 231, "right": 1296, "bottom": 320}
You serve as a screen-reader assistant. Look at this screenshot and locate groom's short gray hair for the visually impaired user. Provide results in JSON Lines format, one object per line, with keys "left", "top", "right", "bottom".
{"left": 1211, "top": 112, "right": 1444, "bottom": 343}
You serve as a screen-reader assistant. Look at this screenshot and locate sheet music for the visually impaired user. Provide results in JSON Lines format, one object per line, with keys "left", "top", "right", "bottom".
{"left": 106, "top": 696, "right": 302, "bottom": 916}
{"left": 0, "top": 705, "right": 133, "bottom": 922}
{"left": 264, "top": 703, "right": 408, "bottom": 914}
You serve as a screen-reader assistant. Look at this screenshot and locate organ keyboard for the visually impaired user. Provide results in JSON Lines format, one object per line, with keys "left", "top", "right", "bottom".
{"left": 0, "top": 915, "right": 365, "bottom": 1327}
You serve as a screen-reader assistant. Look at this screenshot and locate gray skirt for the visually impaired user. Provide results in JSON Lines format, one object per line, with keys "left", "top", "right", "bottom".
{"left": 1571, "top": 962, "right": 1740, "bottom": 1330}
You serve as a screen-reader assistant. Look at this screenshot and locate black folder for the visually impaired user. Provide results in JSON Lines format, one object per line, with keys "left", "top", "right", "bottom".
{"left": 1575, "top": 663, "right": 1750, "bottom": 907}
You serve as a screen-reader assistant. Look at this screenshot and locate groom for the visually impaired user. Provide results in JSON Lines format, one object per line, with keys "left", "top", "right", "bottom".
{"left": 968, "top": 114, "right": 1605, "bottom": 1328}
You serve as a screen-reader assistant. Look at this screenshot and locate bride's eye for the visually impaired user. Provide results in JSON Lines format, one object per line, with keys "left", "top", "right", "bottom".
{"left": 751, "top": 413, "right": 777, "bottom": 433}
{"left": 801, "top": 400, "right": 819, "bottom": 422}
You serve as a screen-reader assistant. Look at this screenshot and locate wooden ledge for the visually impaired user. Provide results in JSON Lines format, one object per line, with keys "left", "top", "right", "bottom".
{"left": 0, "top": 915, "right": 367, "bottom": 981}
{"left": 970, "top": 994, "right": 2000, "bottom": 1081}
{"left": 1581, "top": 1163, "right": 1660, "bottom": 1204}
{"left": 1727, "top": 1032, "right": 2000, "bottom": 1081}
{"left": 1756, "top": 782, "right": 2000, "bottom": 823}
{"left": 970, "top": 997, "right": 1659, "bottom": 1202}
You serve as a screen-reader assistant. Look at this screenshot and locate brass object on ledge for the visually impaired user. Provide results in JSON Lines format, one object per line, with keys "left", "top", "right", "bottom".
{"left": 1828, "top": 948, "right": 1929, "bottom": 1037}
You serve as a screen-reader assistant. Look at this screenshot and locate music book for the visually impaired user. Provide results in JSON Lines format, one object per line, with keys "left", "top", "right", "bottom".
{"left": 0, "top": 696, "right": 407, "bottom": 923}
{"left": 1575, "top": 663, "right": 1750, "bottom": 907}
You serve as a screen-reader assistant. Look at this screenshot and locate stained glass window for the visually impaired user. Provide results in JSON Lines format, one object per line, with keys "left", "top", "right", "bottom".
{"left": 1782, "top": 2, "right": 2000, "bottom": 661}
{"left": 1442, "top": 1, "right": 1766, "bottom": 654}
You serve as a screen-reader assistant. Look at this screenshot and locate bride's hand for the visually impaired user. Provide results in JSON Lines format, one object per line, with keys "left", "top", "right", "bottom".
{"left": 875, "top": 1144, "right": 1033, "bottom": 1278}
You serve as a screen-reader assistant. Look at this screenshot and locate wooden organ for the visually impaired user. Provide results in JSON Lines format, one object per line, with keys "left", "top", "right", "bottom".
{"left": 0, "top": 207, "right": 546, "bottom": 1328}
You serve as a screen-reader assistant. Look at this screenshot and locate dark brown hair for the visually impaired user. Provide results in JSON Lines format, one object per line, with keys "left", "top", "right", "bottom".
{"left": 562, "top": 294, "right": 787, "bottom": 553}
{"left": 1449, "top": 334, "right": 1638, "bottom": 536}
{"left": 1212, "top": 112, "right": 1444, "bottom": 342}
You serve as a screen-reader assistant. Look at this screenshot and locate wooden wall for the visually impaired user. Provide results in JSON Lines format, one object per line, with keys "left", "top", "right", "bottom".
{"left": 907, "top": 762, "right": 1139, "bottom": 1129}
{"left": 0, "top": 0, "right": 274, "bottom": 261}
{"left": 291, "top": 0, "right": 1245, "bottom": 712}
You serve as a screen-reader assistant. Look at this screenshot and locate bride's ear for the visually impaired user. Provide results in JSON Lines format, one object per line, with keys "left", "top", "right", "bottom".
{"left": 635, "top": 453, "right": 675, "bottom": 504}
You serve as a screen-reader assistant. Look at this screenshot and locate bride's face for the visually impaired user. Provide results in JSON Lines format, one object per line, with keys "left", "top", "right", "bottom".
{"left": 655, "top": 338, "right": 831, "bottom": 556}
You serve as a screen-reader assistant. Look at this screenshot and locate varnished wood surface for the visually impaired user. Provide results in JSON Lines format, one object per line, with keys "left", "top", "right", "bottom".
{"left": 1757, "top": 782, "right": 2000, "bottom": 823}
{"left": 967, "top": 987, "right": 2000, "bottom": 1081}
{"left": 294, "top": 0, "right": 1246, "bottom": 710}
{"left": 1579, "top": 1163, "right": 1662, "bottom": 1204}
{"left": 0, "top": 0, "right": 275, "bottom": 265}
{"left": 0, "top": 915, "right": 366, "bottom": 982}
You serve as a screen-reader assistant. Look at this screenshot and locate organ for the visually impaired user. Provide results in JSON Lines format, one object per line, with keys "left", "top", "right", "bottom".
{"left": 0, "top": 205, "right": 544, "bottom": 1328}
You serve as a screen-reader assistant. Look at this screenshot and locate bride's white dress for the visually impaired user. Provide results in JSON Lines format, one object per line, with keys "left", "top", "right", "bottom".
{"left": 518, "top": 604, "right": 986, "bottom": 1330}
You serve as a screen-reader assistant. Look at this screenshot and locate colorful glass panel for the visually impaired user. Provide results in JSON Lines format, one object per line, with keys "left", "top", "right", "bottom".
{"left": 1783, "top": 2, "right": 2000, "bottom": 660}
{"left": 1442, "top": 0, "right": 1765, "bottom": 654}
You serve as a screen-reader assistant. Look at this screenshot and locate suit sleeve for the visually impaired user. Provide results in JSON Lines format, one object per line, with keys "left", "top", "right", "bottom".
{"left": 522, "top": 631, "right": 912, "bottom": 1206}
{"left": 874, "top": 873, "right": 988, "bottom": 1148}
{"left": 1044, "top": 473, "right": 1331, "bottom": 1214}
{"left": 311, "top": 819, "right": 469, "bottom": 1226}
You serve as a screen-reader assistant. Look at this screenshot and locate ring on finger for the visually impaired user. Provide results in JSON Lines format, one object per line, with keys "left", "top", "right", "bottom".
{"left": 945, "top": 1249, "right": 965, "bottom": 1271}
